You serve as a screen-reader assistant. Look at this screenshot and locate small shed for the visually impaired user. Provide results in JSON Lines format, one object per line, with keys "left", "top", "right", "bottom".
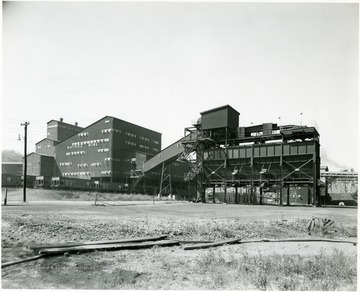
{"left": 200, "top": 105, "right": 240, "bottom": 130}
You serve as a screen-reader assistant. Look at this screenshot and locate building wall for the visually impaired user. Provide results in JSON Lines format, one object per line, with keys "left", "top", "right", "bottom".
{"left": 47, "top": 120, "right": 83, "bottom": 141}
{"left": 35, "top": 138, "right": 58, "bottom": 156}
{"left": 27, "top": 154, "right": 41, "bottom": 176}
{"left": 2, "top": 163, "right": 23, "bottom": 175}
{"left": 201, "top": 105, "right": 239, "bottom": 130}
{"left": 54, "top": 116, "right": 164, "bottom": 184}
{"left": 112, "top": 118, "right": 162, "bottom": 182}
{"left": 55, "top": 117, "right": 113, "bottom": 181}
{"left": 41, "top": 155, "right": 60, "bottom": 177}
{"left": 27, "top": 153, "right": 59, "bottom": 177}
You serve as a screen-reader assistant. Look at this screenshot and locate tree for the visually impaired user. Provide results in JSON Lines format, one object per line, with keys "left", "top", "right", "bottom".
{"left": 2, "top": 150, "right": 23, "bottom": 162}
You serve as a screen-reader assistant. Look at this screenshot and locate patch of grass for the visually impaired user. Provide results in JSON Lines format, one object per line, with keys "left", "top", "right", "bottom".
{"left": 192, "top": 248, "right": 357, "bottom": 290}
{"left": 2, "top": 214, "right": 356, "bottom": 248}
{"left": 1, "top": 188, "right": 158, "bottom": 202}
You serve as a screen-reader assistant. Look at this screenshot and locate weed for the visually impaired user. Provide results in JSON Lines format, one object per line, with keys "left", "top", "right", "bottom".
{"left": 194, "top": 248, "right": 357, "bottom": 290}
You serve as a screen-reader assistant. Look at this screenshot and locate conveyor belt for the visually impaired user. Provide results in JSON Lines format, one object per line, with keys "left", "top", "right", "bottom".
{"left": 143, "top": 132, "right": 197, "bottom": 173}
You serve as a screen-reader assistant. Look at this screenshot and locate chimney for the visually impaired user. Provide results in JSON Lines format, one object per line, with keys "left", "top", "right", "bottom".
{"left": 75, "top": 122, "right": 78, "bottom": 126}
{"left": 60, "top": 118, "right": 63, "bottom": 122}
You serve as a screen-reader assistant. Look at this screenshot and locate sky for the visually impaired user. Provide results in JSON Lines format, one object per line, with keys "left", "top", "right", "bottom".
{"left": 2, "top": 1, "right": 359, "bottom": 171}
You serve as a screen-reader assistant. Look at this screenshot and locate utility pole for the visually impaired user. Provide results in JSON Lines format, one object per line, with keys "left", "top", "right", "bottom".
{"left": 21, "top": 122, "right": 29, "bottom": 202}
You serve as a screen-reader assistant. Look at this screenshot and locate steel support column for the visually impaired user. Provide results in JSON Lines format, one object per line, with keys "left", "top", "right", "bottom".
{"left": 313, "top": 158, "right": 317, "bottom": 206}
{"left": 286, "top": 186, "right": 290, "bottom": 206}
{"left": 235, "top": 186, "right": 238, "bottom": 204}
{"left": 212, "top": 185, "right": 216, "bottom": 203}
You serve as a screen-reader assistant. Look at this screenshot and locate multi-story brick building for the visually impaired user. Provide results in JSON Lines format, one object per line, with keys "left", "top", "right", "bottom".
{"left": 54, "top": 116, "right": 162, "bottom": 182}
{"left": 26, "top": 116, "right": 188, "bottom": 194}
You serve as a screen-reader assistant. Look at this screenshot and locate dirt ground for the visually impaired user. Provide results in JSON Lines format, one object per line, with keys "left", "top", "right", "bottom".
{"left": 1, "top": 195, "right": 358, "bottom": 289}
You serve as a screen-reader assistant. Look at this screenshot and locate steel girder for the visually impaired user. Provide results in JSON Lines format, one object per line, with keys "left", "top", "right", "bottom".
{"left": 199, "top": 141, "right": 320, "bottom": 205}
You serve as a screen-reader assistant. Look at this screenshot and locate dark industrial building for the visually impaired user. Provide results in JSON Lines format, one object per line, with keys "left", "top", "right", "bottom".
{"left": 2, "top": 105, "right": 358, "bottom": 205}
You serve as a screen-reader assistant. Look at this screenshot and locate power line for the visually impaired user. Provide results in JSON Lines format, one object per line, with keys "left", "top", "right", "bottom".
{"left": 2, "top": 128, "right": 45, "bottom": 135}
{"left": 20, "top": 122, "right": 29, "bottom": 202}
{"left": 2, "top": 116, "right": 46, "bottom": 123}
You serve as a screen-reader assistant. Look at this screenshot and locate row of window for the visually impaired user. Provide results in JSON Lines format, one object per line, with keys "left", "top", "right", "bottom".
{"left": 78, "top": 132, "right": 89, "bottom": 137}
{"left": 75, "top": 127, "right": 159, "bottom": 147}
{"left": 102, "top": 128, "right": 121, "bottom": 134}
{"left": 60, "top": 158, "right": 132, "bottom": 167}
{"left": 62, "top": 170, "right": 184, "bottom": 178}
{"left": 68, "top": 138, "right": 110, "bottom": 149}
{"left": 60, "top": 161, "right": 111, "bottom": 168}
{"left": 61, "top": 155, "right": 173, "bottom": 167}
{"left": 125, "top": 132, "right": 136, "bottom": 138}
{"left": 139, "top": 136, "right": 150, "bottom": 141}
{"left": 90, "top": 163, "right": 102, "bottom": 167}
{"left": 101, "top": 171, "right": 112, "bottom": 175}
{"left": 125, "top": 142, "right": 159, "bottom": 152}
{"left": 98, "top": 148, "right": 109, "bottom": 153}
{"left": 125, "top": 141, "right": 136, "bottom": 146}
{"left": 66, "top": 151, "right": 85, "bottom": 156}
{"left": 60, "top": 162, "right": 72, "bottom": 166}
{"left": 63, "top": 172, "right": 91, "bottom": 176}
{"left": 37, "top": 144, "right": 53, "bottom": 149}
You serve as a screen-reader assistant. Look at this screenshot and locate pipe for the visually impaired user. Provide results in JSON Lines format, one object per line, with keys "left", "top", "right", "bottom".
{"left": 39, "top": 240, "right": 180, "bottom": 255}
{"left": 183, "top": 238, "right": 241, "bottom": 250}
{"left": 2, "top": 254, "right": 46, "bottom": 268}
{"left": 30, "top": 235, "right": 168, "bottom": 251}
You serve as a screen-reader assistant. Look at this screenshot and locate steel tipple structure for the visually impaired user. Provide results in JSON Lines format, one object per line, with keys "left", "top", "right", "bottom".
{"left": 138, "top": 105, "right": 321, "bottom": 205}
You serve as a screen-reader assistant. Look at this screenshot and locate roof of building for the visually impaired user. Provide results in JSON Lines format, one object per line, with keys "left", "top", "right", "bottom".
{"left": 54, "top": 116, "right": 162, "bottom": 147}
{"left": 35, "top": 138, "right": 59, "bottom": 145}
{"left": 47, "top": 119, "right": 84, "bottom": 129}
{"left": 107, "top": 116, "right": 162, "bottom": 135}
{"left": 27, "top": 152, "right": 55, "bottom": 158}
{"left": 200, "top": 104, "right": 240, "bottom": 116}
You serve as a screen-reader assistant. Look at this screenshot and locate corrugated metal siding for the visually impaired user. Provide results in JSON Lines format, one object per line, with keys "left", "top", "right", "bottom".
{"left": 2, "top": 163, "right": 23, "bottom": 175}
{"left": 27, "top": 154, "right": 41, "bottom": 176}
{"left": 205, "top": 141, "right": 317, "bottom": 160}
{"left": 201, "top": 106, "right": 239, "bottom": 130}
